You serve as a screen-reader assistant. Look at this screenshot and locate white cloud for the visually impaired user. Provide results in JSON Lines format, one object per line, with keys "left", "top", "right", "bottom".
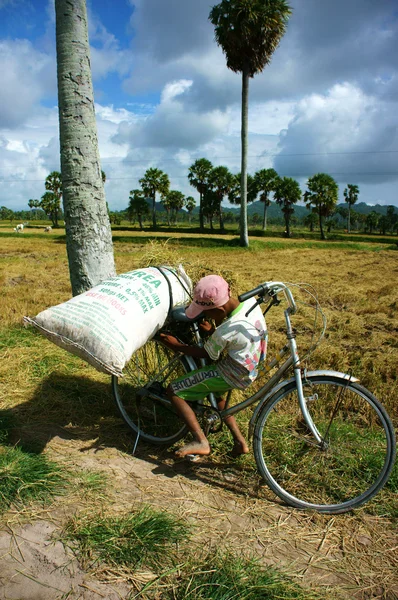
{"left": 0, "top": 40, "right": 54, "bottom": 128}
{"left": 273, "top": 83, "right": 398, "bottom": 197}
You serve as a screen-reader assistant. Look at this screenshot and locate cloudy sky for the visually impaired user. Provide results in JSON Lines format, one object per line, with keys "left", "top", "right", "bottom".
{"left": 1, "top": 0, "right": 398, "bottom": 212}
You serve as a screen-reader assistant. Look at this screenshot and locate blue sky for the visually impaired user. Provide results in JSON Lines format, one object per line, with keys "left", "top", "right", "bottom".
{"left": 0, "top": 0, "right": 398, "bottom": 211}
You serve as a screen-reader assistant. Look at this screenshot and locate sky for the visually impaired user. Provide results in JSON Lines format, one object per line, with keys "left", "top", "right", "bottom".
{"left": 0, "top": 0, "right": 398, "bottom": 212}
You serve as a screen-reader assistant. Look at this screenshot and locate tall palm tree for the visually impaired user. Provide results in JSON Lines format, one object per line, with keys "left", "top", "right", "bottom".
{"left": 209, "top": 0, "right": 291, "bottom": 247}
{"left": 139, "top": 168, "right": 170, "bottom": 230}
{"left": 304, "top": 173, "right": 338, "bottom": 240}
{"left": 253, "top": 168, "right": 279, "bottom": 230}
{"left": 208, "top": 165, "right": 234, "bottom": 231}
{"left": 274, "top": 176, "right": 301, "bottom": 238}
{"left": 55, "top": 0, "right": 115, "bottom": 295}
{"left": 188, "top": 158, "right": 213, "bottom": 232}
{"left": 343, "top": 183, "right": 359, "bottom": 233}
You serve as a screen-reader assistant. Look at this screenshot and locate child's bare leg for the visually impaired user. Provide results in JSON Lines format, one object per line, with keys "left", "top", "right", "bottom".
{"left": 217, "top": 397, "right": 249, "bottom": 456}
{"left": 167, "top": 386, "right": 210, "bottom": 457}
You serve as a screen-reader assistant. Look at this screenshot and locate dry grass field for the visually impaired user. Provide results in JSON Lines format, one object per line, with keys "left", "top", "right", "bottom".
{"left": 0, "top": 225, "right": 397, "bottom": 599}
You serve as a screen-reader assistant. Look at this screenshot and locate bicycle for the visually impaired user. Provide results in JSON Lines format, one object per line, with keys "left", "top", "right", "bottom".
{"left": 112, "top": 281, "right": 396, "bottom": 514}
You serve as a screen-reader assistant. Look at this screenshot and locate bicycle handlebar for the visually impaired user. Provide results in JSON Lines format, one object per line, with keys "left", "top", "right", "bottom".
{"left": 238, "top": 281, "right": 297, "bottom": 314}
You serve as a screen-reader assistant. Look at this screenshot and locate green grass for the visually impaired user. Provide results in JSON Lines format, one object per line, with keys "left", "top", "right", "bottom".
{"left": 63, "top": 505, "right": 191, "bottom": 570}
{"left": 170, "top": 551, "right": 319, "bottom": 600}
{"left": 0, "top": 442, "right": 66, "bottom": 513}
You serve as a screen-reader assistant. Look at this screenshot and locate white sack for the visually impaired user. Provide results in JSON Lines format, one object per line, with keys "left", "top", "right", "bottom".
{"left": 24, "top": 265, "right": 192, "bottom": 377}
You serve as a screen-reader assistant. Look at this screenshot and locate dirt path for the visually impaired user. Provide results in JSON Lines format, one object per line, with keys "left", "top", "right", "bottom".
{"left": 1, "top": 435, "right": 397, "bottom": 600}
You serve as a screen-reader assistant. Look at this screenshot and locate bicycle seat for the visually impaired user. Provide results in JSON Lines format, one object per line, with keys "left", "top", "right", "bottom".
{"left": 171, "top": 306, "right": 203, "bottom": 323}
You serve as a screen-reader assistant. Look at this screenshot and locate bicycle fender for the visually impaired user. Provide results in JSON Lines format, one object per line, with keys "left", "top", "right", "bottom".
{"left": 248, "top": 370, "right": 360, "bottom": 439}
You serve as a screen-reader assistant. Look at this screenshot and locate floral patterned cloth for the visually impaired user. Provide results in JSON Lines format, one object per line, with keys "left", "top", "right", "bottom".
{"left": 204, "top": 300, "right": 267, "bottom": 390}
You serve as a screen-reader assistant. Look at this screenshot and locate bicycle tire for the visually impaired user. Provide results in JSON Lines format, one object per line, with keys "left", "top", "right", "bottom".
{"left": 112, "top": 340, "right": 190, "bottom": 445}
{"left": 253, "top": 374, "right": 396, "bottom": 513}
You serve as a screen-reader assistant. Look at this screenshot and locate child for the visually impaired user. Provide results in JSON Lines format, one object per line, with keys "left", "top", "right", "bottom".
{"left": 159, "top": 274, "right": 267, "bottom": 458}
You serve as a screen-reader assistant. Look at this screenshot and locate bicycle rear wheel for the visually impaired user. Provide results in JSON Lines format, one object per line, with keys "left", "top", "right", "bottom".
{"left": 253, "top": 375, "right": 396, "bottom": 513}
{"left": 112, "top": 340, "right": 190, "bottom": 445}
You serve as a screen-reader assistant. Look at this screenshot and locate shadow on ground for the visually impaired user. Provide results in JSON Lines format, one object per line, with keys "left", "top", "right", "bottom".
{"left": 0, "top": 372, "right": 278, "bottom": 505}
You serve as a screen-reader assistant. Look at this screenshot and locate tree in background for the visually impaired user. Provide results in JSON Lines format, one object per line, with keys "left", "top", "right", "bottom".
{"left": 303, "top": 211, "right": 318, "bottom": 232}
{"left": 274, "top": 176, "right": 301, "bottom": 237}
{"left": 185, "top": 196, "right": 196, "bottom": 224}
{"left": 0, "top": 206, "right": 14, "bottom": 222}
{"left": 253, "top": 168, "right": 279, "bottom": 230}
{"left": 139, "top": 168, "right": 169, "bottom": 230}
{"left": 209, "top": 0, "right": 291, "bottom": 247}
{"left": 168, "top": 190, "right": 186, "bottom": 225}
{"left": 188, "top": 158, "right": 213, "bottom": 232}
{"left": 304, "top": 173, "right": 338, "bottom": 240}
{"left": 228, "top": 172, "right": 257, "bottom": 206}
{"left": 366, "top": 211, "right": 379, "bottom": 234}
{"left": 202, "top": 189, "right": 219, "bottom": 231}
{"left": 343, "top": 183, "right": 359, "bottom": 233}
{"left": 386, "top": 205, "right": 398, "bottom": 234}
{"left": 44, "top": 171, "right": 63, "bottom": 219}
{"left": 128, "top": 189, "right": 150, "bottom": 230}
{"left": 55, "top": 0, "right": 115, "bottom": 295}
{"left": 28, "top": 199, "right": 40, "bottom": 220}
{"left": 208, "top": 165, "right": 234, "bottom": 231}
{"left": 40, "top": 191, "right": 61, "bottom": 227}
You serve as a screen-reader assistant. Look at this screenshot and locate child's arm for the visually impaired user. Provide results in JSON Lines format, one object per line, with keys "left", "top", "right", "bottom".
{"left": 159, "top": 333, "right": 210, "bottom": 359}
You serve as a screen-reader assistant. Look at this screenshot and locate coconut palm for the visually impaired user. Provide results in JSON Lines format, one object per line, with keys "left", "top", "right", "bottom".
{"left": 55, "top": 0, "right": 115, "bottom": 295}
{"left": 139, "top": 168, "right": 170, "bottom": 230}
{"left": 343, "top": 184, "right": 359, "bottom": 233}
{"left": 253, "top": 168, "right": 279, "bottom": 230}
{"left": 304, "top": 173, "right": 338, "bottom": 240}
{"left": 274, "top": 176, "right": 301, "bottom": 238}
{"left": 209, "top": 0, "right": 291, "bottom": 247}
{"left": 188, "top": 158, "right": 213, "bottom": 232}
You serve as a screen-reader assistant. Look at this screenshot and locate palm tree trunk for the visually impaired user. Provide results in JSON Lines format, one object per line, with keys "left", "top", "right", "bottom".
{"left": 199, "top": 191, "right": 204, "bottom": 231}
{"left": 319, "top": 210, "right": 325, "bottom": 240}
{"left": 152, "top": 194, "right": 157, "bottom": 229}
{"left": 347, "top": 205, "right": 351, "bottom": 233}
{"left": 262, "top": 199, "right": 268, "bottom": 231}
{"left": 239, "top": 68, "right": 249, "bottom": 247}
{"left": 55, "top": 0, "right": 115, "bottom": 296}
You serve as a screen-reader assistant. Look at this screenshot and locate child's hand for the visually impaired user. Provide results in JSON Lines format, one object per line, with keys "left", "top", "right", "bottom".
{"left": 159, "top": 333, "right": 180, "bottom": 349}
{"left": 199, "top": 320, "right": 215, "bottom": 335}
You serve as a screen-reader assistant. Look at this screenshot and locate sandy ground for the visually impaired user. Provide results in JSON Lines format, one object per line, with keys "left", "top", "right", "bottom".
{"left": 0, "top": 435, "right": 397, "bottom": 600}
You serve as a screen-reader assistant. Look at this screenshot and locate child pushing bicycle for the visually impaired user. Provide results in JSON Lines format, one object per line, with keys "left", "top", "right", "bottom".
{"left": 160, "top": 274, "right": 268, "bottom": 459}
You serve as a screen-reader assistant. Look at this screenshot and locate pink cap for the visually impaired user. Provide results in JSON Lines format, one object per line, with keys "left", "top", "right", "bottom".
{"left": 185, "top": 275, "right": 230, "bottom": 319}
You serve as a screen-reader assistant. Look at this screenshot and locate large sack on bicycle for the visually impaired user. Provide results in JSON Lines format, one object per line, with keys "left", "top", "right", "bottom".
{"left": 24, "top": 265, "right": 192, "bottom": 377}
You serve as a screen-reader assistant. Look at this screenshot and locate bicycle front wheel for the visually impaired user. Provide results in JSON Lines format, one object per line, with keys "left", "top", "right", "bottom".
{"left": 253, "top": 375, "right": 396, "bottom": 513}
{"left": 112, "top": 340, "right": 190, "bottom": 445}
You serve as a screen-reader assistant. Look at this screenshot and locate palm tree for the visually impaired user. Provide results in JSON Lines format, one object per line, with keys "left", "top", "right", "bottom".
{"left": 304, "top": 173, "right": 339, "bottom": 240}
{"left": 343, "top": 184, "right": 359, "bottom": 233}
{"left": 202, "top": 189, "right": 219, "bottom": 231}
{"left": 167, "top": 190, "right": 185, "bottom": 225}
{"left": 128, "top": 189, "right": 149, "bottom": 230}
{"left": 253, "top": 168, "right": 279, "bottom": 230}
{"left": 139, "top": 168, "right": 169, "bottom": 230}
{"left": 45, "top": 171, "right": 63, "bottom": 215}
{"left": 185, "top": 196, "right": 196, "bottom": 224}
{"left": 28, "top": 199, "right": 40, "bottom": 220}
{"left": 188, "top": 158, "right": 213, "bottom": 232}
{"left": 40, "top": 191, "right": 61, "bottom": 227}
{"left": 208, "top": 165, "right": 234, "bottom": 231}
{"left": 55, "top": 0, "right": 115, "bottom": 295}
{"left": 274, "top": 177, "right": 301, "bottom": 238}
{"left": 209, "top": 0, "right": 291, "bottom": 247}
{"left": 228, "top": 172, "right": 257, "bottom": 206}
{"left": 366, "top": 211, "right": 379, "bottom": 234}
